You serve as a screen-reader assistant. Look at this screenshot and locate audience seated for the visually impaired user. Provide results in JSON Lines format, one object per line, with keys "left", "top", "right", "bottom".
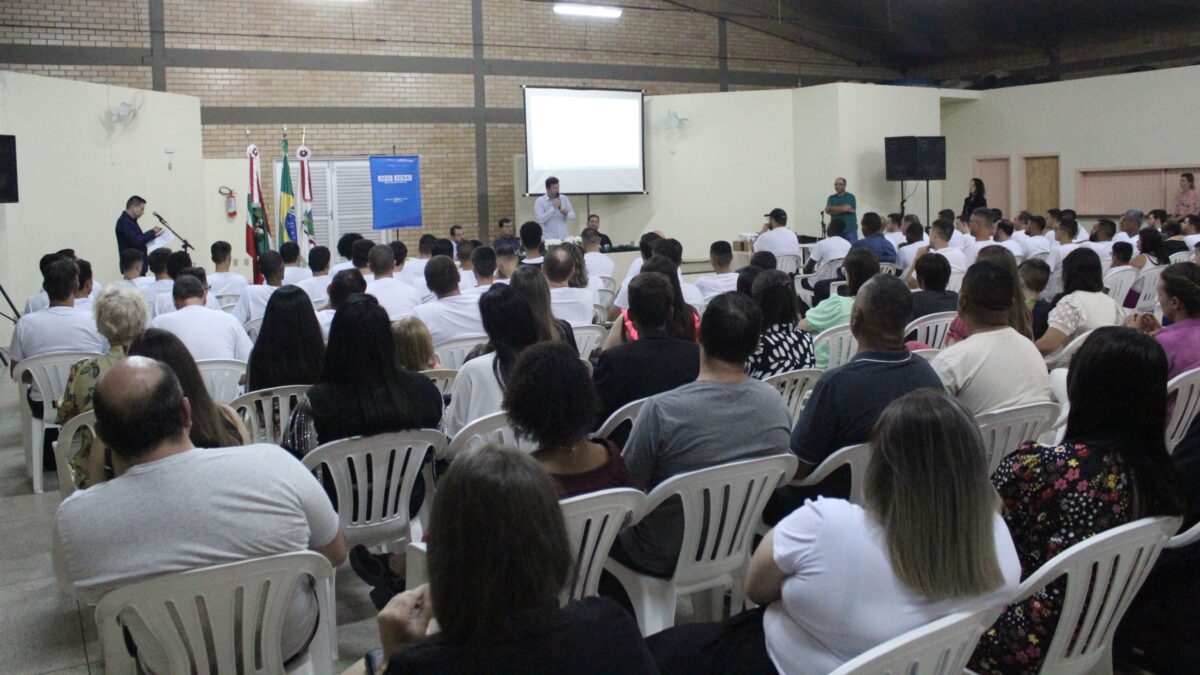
{"left": 330, "top": 232, "right": 364, "bottom": 275}
{"left": 55, "top": 285, "right": 146, "bottom": 488}
{"left": 392, "top": 317, "right": 438, "bottom": 372}
{"left": 509, "top": 265, "right": 577, "bottom": 353}
{"left": 1131, "top": 227, "right": 1171, "bottom": 271}
{"left": 910, "top": 253, "right": 958, "bottom": 321}
{"left": 369, "top": 446, "right": 654, "bottom": 674}
{"left": 295, "top": 245, "right": 332, "bottom": 308}
{"left": 593, "top": 272, "right": 700, "bottom": 425}
{"left": 1126, "top": 262, "right": 1200, "bottom": 378}
{"left": 545, "top": 244, "right": 598, "bottom": 326}
{"left": 606, "top": 255, "right": 700, "bottom": 349}
{"left": 747, "top": 270, "right": 814, "bottom": 379}
{"left": 493, "top": 245, "right": 519, "bottom": 283}
{"left": 1019, "top": 257, "right": 1052, "bottom": 339}
{"left": 905, "top": 219, "right": 966, "bottom": 289}
{"left": 208, "top": 240, "right": 248, "bottom": 297}
{"left": 396, "top": 234, "right": 434, "bottom": 284}
{"left": 750, "top": 250, "right": 777, "bottom": 270}
{"left": 1086, "top": 218, "right": 1117, "bottom": 261}
{"left": 610, "top": 232, "right": 663, "bottom": 320}
{"left": 233, "top": 250, "right": 284, "bottom": 323}
{"left": 280, "top": 241, "right": 313, "bottom": 285}
{"left": 25, "top": 251, "right": 100, "bottom": 313}
{"left": 1107, "top": 240, "right": 1134, "bottom": 275}
{"left": 149, "top": 273, "right": 252, "bottom": 362}
{"left": 412, "top": 257, "right": 485, "bottom": 344}
{"left": 611, "top": 293, "right": 791, "bottom": 578}
{"left": 519, "top": 221, "right": 544, "bottom": 266}
{"left": 963, "top": 208, "right": 1000, "bottom": 266}
{"left": 152, "top": 256, "right": 222, "bottom": 317}
{"left": 947, "top": 247, "right": 1034, "bottom": 346}
{"left": 317, "top": 269, "right": 366, "bottom": 342}
{"left": 463, "top": 245, "right": 497, "bottom": 295}
{"left": 970, "top": 328, "right": 1183, "bottom": 673}
{"left": 114, "top": 248, "right": 150, "bottom": 290}
{"left": 695, "top": 241, "right": 739, "bottom": 298}
{"left": 351, "top": 238, "right": 376, "bottom": 282}
{"left": 801, "top": 247, "right": 879, "bottom": 369}
{"left": 582, "top": 228, "right": 615, "bottom": 280}
{"left": 994, "top": 219, "right": 1025, "bottom": 261}
{"left": 894, "top": 220, "right": 926, "bottom": 275}
{"left": 649, "top": 390, "right": 1020, "bottom": 675}
{"left": 1035, "top": 248, "right": 1125, "bottom": 365}
{"left": 53, "top": 357, "right": 347, "bottom": 675}
{"left": 1020, "top": 215, "right": 1053, "bottom": 258}
{"left": 736, "top": 264, "right": 764, "bottom": 296}
{"left": 651, "top": 238, "right": 704, "bottom": 305}
{"left": 366, "top": 244, "right": 422, "bottom": 320}
{"left": 849, "top": 212, "right": 897, "bottom": 264}
{"left": 753, "top": 207, "right": 801, "bottom": 259}
{"left": 246, "top": 285, "right": 325, "bottom": 391}
{"left": 803, "top": 220, "right": 851, "bottom": 286}
{"left": 930, "top": 261, "right": 1053, "bottom": 415}
{"left": 505, "top": 342, "right": 632, "bottom": 497}
{"left": 138, "top": 248, "right": 175, "bottom": 312}
{"left": 561, "top": 241, "right": 599, "bottom": 292}
{"left": 71, "top": 260, "right": 95, "bottom": 314}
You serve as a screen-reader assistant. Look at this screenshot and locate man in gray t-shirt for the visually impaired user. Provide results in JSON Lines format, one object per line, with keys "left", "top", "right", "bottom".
{"left": 618, "top": 293, "right": 791, "bottom": 578}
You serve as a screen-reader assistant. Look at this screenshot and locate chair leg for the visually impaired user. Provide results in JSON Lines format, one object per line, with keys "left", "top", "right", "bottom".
{"left": 30, "top": 417, "right": 45, "bottom": 494}
{"left": 729, "top": 571, "right": 747, "bottom": 618}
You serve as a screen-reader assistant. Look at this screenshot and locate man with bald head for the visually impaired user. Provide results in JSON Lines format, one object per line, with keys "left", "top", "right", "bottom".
{"left": 53, "top": 357, "right": 347, "bottom": 672}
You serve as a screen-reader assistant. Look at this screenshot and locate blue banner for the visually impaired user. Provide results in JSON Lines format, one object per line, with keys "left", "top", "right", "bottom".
{"left": 370, "top": 155, "right": 422, "bottom": 229}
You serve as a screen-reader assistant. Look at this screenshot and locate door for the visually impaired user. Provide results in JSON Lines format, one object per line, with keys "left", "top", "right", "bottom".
{"left": 1025, "top": 156, "right": 1060, "bottom": 216}
{"left": 973, "top": 157, "right": 1011, "bottom": 217}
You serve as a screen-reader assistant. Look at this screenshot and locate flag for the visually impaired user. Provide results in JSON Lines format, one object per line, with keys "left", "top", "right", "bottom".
{"left": 297, "top": 144, "right": 316, "bottom": 257}
{"left": 246, "top": 144, "right": 271, "bottom": 284}
{"left": 277, "top": 137, "right": 298, "bottom": 248}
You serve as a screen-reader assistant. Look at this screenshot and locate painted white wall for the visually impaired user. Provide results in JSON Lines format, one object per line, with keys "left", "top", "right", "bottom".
{"left": 0, "top": 71, "right": 204, "bottom": 344}
{"left": 942, "top": 65, "right": 1200, "bottom": 216}
{"left": 202, "top": 158, "right": 254, "bottom": 281}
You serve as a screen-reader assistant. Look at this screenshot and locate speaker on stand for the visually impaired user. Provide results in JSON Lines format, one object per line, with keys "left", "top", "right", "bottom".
{"left": 885, "top": 135, "right": 945, "bottom": 227}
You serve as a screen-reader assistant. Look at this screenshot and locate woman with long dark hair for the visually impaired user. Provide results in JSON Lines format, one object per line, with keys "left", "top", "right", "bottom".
{"left": 605, "top": 255, "right": 701, "bottom": 351}
{"left": 971, "top": 328, "right": 1182, "bottom": 673}
{"left": 1132, "top": 227, "right": 1171, "bottom": 270}
{"left": 509, "top": 264, "right": 577, "bottom": 352}
{"left": 746, "top": 270, "right": 814, "bottom": 379}
{"left": 246, "top": 285, "right": 325, "bottom": 391}
{"left": 1035, "top": 248, "right": 1124, "bottom": 365}
{"left": 960, "top": 177, "right": 987, "bottom": 219}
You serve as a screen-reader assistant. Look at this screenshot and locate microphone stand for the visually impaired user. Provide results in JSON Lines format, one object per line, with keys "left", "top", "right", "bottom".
{"left": 0, "top": 281, "right": 19, "bottom": 366}
{"left": 819, "top": 210, "right": 827, "bottom": 239}
{"left": 154, "top": 213, "right": 194, "bottom": 253}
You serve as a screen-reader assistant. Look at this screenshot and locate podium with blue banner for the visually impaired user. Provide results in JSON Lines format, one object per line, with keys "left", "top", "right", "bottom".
{"left": 369, "top": 155, "right": 423, "bottom": 230}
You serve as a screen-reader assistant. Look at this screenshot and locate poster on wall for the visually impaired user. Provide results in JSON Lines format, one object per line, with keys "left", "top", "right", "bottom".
{"left": 369, "top": 155, "right": 422, "bottom": 229}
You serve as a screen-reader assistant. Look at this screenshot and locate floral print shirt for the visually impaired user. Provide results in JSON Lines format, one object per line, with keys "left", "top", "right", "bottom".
{"left": 746, "top": 323, "right": 815, "bottom": 380}
{"left": 970, "top": 441, "right": 1134, "bottom": 674}
{"left": 56, "top": 345, "right": 127, "bottom": 488}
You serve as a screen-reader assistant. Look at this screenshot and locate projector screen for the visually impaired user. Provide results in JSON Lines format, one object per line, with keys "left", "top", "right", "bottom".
{"left": 524, "top": 86, "right": 645, "bottom": 195}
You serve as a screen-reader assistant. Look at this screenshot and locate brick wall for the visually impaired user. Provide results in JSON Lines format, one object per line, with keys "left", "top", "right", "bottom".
{"left": 0, "top": 63, "right": 152, "bottom": 89}
{"left": 171, "top": 69, "right": 475, "bottom": 108}
{"left": 0, "top": 0, "right": 149, "bottom": 47}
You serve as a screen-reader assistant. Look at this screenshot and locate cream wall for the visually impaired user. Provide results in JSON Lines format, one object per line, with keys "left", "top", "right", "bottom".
{"left": 202, "top": 158, "right": 255, "bottom": 281}
{"left": 0, "top": 71, "right": 204, "bottom": 344}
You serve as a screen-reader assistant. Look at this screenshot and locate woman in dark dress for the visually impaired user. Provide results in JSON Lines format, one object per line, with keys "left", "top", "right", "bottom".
{"left": 961, "top": 177, "right": 988, "bottom": 219}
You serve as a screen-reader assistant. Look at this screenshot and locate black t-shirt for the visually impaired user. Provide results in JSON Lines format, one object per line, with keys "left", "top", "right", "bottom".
{"left": 911, "top": 290, "right": 959, "bottom": 322}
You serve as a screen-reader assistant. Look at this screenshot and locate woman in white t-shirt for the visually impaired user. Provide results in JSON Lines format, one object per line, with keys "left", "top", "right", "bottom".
{"left": 1036, "top": 248, "right": 1124, "bottom": 367}
{"left": 646, "top": 389, "right": 1021, "bottom": 674}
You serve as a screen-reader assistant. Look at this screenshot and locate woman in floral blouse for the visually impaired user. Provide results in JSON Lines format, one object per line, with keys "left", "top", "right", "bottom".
{"left": 970, "top": 327, "right": 1182, "bottom": 673}
{"left": 747, "top": 269, "right": 814, "bottom": 379}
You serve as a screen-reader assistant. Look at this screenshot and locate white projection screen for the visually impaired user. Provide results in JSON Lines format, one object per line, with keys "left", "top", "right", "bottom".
{"left": 524, "top": 86, "right": 645, "bottom": 195}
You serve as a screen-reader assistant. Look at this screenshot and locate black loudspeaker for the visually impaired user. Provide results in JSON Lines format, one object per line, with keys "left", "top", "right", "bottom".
{"left": 0, "top": 135, "right": 16, "bottom": 203}
{"left": 885, "top": 136, "right": 945, "bottom": 181}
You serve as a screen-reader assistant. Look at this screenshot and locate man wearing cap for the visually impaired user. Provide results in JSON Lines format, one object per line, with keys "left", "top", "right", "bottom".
{"left": 825, "top": 177, "right": 859, "bottom": 241}
{"left": 754, "top": 207, "right": 802, "bottom": 258}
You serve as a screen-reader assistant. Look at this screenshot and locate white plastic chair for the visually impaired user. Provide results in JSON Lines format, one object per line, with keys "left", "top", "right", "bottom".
{"left": 446, "top": 411, "right": 530, "bottom": 459}
{"left": 1007, "top": 515, "right": 1180, "bottom": 674}
{"left": 830, "top": 602, "right": 1005, "bottom": 675}
{"left": 598, "top": 275, "right": 616, "bottom": 293}
{"left": 789, "top": 443, "right": 871, "bottom": 504}
{"left": 946, "top": 272, "right": 966, "bottom": 293}
{"left": 813, "top": 324, "right": 858, "bottom": 370}
{"left": 1046, "top": 329, "right": 1094, "bottom": 369}
{"left": 593, "top": 303, "right": 609, "bottom": 325}
{"left": 592, "top": 397, "right": 647, "bottom": 441}
{"left": 1167, "top": 519, "right": 1200, "bottom": 549}
{"left": 216, "top": 293, "right": 242, "bottom": 308}
{"left": 1104, "top": 267, "right": 1138, "bottom": 303}
{"left": 1165, "top": 366, "right": 1200, "bottom": 454}
{"left": 419, "top": 368, "right": 458, "bottom": 397}
{"left": 433, "top": 335, "right": 488, "bottom": 370}
{"left": 573, "top": 324, "right": 607, "bottom": 356}
{"left": 243, "top": 316, "right": 264, "bottom": 341}
{"left": 53, "top": 410, "right": 97, "bottom": 500}
{"left": 12, "top": 351, "right": 100, "bottom": 494}
{"left": 776, "top": 254, "right": 803, "bottom": 275}
{"left": 879, "top": 261, "right": 898, "bottom": 276}
{"left": 765, "top": 369, "right": 822, "bottom": 426}
{"left": 975, "top": 401, "right": 1061, "bottom": 474}
{"left": 604, "top": 454, "right": 798, "bottom": 635}
{"left": 302, "top": 430, "right": 443, "bottom": 548}
{"left": 95, "top": 551, "right": 337, "bottom": 675}
{"left": 912, "top": 348, "right": 939, "bottom": 360}
{"left": 1131, "top": 264, "right": 1167, "bottom": 312}
{"left": 794, "top": 257, "right": 843, "bottom": 308}
{"left": 905, "top": 311, "right": 958, "bottom": 349}
{"left": 1169, "top": 250, "right": 1193, "bottom": 264}
{"left": 229, "top": 385, "right": 312, "bottom": 445}
{"left": 596, "top": 287, "right": 616, "bottom": 309}
{"left": 195, "top": 359, "right": 247, "bottom": 406}
{"left": 1029, "top": 251, "right": 1050, "bottom": 262}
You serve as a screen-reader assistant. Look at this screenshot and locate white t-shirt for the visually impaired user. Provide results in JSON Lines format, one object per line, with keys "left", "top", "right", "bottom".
{"left": 23, "top": 285, "right": 102, "bottom": 315}
{"left": 1045, "top": 291, "right": 1125, "bottom": 366}
{"left": 1017, "top": 232, "right": 1052, "bottom": 258}
{"left": 329, "top": 260, "right": 355, "bottom": 276}
{"left": 621, "top": 257, "right": 644, "bottom": 286}
{"left": 764, "top": 499, "right": 1020, "bottom": 675}
{"left": 1046, "top": 242, "right": 1080, "bottom": 274}
{"left": 754, "top": 227, "right": 802, "bottom": 258}
{"left": 1184, "top": 234, "right": 1200, "bottom": 250}
{"left": 412, "top": 294, "right": 485, "bottom": 345}
{"left": 681, "top": 281, "right": 704, "bottom": 306}
{"left": 282, "top": 266, "right": 312, "bottom": 285}
{"left": 149, "top": 304, "right": 252, "bottom": 362}
{"left": 140, "top": 279, "right": 174, "bottom": 318}
{"left": 316, "top": 308, "right": 336, "bottom": 343}
{"left": 809, "top": 236, "right": 852, "bottom": 281}
{"left": 53, "top": 444, "right": 340, "bottom": 675}
{"left": 585, "top": 251, "right": 616, "bottom": 281}
{"left": 232, "top": 284, "right": 279, "bottom": 324}
{"left": 1086, "top": 241, "right": 1114, "bottom": 260}
{"left": 884, "top": 231, "right": 906, "bottom": 248}
{"left": 208, "top": 271, "right": 248, "bottom": 297}
{"left": 367, "top": 276, "right": 423, "bottom": 321}
{"left": 444, "top": 352, "right": 506, "bottom": 436}
{"left": 459, "top": 273, "right": 477, "bottom": 291}
{"left": 294, "top": 274, "right": 331, "bottom": 308}
{"left": 464, "top": 281, "right": 494, "bottom": 296}
{"left": 931, "top": 246, "right": 967, "bottom": 274}
{"left": 949, "top": 229, "right": 972, "bottom": 248}
{"left": 695, "top": 272, "right": 739, "bottom": 298}
{"left": 895, "top": 242, "right": 922, "bottom": 276}
{"left": 152, "top": 290, "right": 222, "bottom": 317}
{"left": 963, "top": 239, "right": 1001, "bottom": 267}
{"left": 1112, "top": 231, "right": 1134, "bottom": 245}
{"left": 930, "top": 327, "right": 1054, "bottom": 415}
{"left": 997, "top": 239, "right": 1025, "bottom": 261}
{"left": 398, "top": 257, "right": 428, "bottom": 284}
{"left": 550, "top": 286, "right": 598, "bottom": 326}
{"left": 9, "top": 306, "right": 107, "bottom": 364}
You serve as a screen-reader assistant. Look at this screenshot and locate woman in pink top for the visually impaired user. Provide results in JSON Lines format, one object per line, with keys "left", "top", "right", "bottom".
{"left": 1176, "top": 172, "right": 1198, "bottom": 219}
{"left": 1127, "top": 262, "right": 1200, "bottom": 378}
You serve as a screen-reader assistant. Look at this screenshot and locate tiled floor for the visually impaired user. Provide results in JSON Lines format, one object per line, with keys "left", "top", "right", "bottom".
{"left": 0, "top": 382, "right": 382, "bottom": 673}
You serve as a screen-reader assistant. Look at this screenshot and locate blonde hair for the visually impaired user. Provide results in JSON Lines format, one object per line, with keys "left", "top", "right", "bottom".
{"left": 392, "top": 317, "right": 435, "bottom": 372}
{"left": 864, "top": 389, "right": 1006, "bottom": 601}
{"left": 95, "top": 284, "right": 147, "bottom": 345}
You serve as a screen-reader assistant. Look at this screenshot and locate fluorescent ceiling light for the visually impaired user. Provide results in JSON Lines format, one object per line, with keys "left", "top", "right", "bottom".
{"left": 554, "top": 3, "right": 622, "bottom": 19}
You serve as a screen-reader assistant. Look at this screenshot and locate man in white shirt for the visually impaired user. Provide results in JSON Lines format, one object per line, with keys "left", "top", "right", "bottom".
{"left": 152, "top": 266, "right": 223, "bottom": 317}
{"left": 949, "top": 216, "right": 973, "bottom": 248}
{"left": 753, "top": 208, "right": 802, "bottom": 259}
{"left": 1183, "top": 215, "right": 1200, "bottom": 250}
{"left": 1020, "top": 216, "right": 1053, "bottom": 258}
{"left": 317, "top": 269, "right": 366, "bottom": 342}
{"left": 1046, "top": 220, "right": 1082, "bottom": 274}
{"left": 1062, "top": 209, "right": 1088, "bottom": 243}
{"left": 895, "top": 220, "right": 927, "bottom": 276}
{"left": 533, "top": 176, "right": 574, "bottom": 241}
{"left": 963, "top": 208, "right": 1000, "bottom": 266}
{"left": 71, "top": 260, "right": 96, "bottom": 315}
{"left": 329, "top": 232, "right": 364, "bottom": 276}
{"left": 413, "top": 257, "right": 485, "bottom": 344}
{"left": 1112, "top": 210, "right": 1140, "bottom": 245}
{"left": 544, "top": 245, "right": 598, "bottom": 326}
{"left": 1086, "top": 219, "right": 1117, "bottom": 260}
{"left": 207, "top": 241, "right": 249, "bottom": 297}
{"left": 803, "top": 220, "right": 852, "bottom": 283}
{"left": 519, "top": 221, "right": 545, "bottom": 266}
{"left": 233, "top": 250, "right": 284, "bottom": 324}
{"left": 53, "top": 358, "right": 348, "bottom": 675}
{"left": 609, "top": 231, "right": 664, "bottom": 320}
{"left": 113, "top": 248, "right": 152, "bottom": 291}
{"left": 464, "top": 246, "right": 497, "bottom": 295}
{"left": 150, "top": 275, "right": 252, "bottom": 362}
{"left": 280, "top": 241, "right": 312, "bottom": 285}
{"left": 652, "top": 238, "right": 704, "bottom": 305}
{"left": 457, "top": 240, "right": 477, "bottom": 291}
{"left": 994, "top": 220, "right": 1025, "bottom": 261}
{"left": 930, "top": 261, "right": 1052, "bottom": 415}
{"left": 883, "top": 213, "right": 906, "bottom": 248}
{"left": 581, "top": 228, "right": 615, "bottom": 281}
{"left": 494, "top": 246, "right": 518, "bottom": 285}
{"left": 294, "top": 245, "right": 332, "bottom": 308}
{"left": 399, "top": 234, "right": 436, "bottom": 284}
{"left": 695, "top": 241, "right": 739, "bottom": 298}
{"left": 349, "top": 238, "right": 375, "bottom": 283}
{"left": 139, "top": 248, "right": 175, "bottom": 318}
{"left": 906, "top": 220, "right": 966, "bottom": 288}
{"left": 365, "top": 244, "right": 422, "bottom": 321}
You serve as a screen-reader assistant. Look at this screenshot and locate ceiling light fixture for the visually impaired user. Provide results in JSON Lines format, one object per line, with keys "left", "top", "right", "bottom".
{"left": 553, "top": 3, "right": 622, "bottom": 19}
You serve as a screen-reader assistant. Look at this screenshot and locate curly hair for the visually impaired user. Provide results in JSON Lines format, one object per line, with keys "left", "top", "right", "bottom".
{"left": 504, "top": 341, "right": 598, "bottom": 450}
{"left": 94, "top": 284, "right": 147, "bottom": 345}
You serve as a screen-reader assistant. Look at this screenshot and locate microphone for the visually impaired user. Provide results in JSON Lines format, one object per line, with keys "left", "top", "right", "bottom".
{"left": 152, "top": 211, "right": 167, "bottom": 224}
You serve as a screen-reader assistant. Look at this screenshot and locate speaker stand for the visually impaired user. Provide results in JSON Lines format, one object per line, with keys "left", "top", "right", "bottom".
{"left": 898, "top": 180, "right": 908, "bottom": 220}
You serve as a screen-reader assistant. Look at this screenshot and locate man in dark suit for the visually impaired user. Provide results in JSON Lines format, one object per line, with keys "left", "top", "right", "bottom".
{"left": 592, "top": 271, "right": 700, "bottom": 433}
{"left": 115, "top": 195, "right": 161, "bottom": 275}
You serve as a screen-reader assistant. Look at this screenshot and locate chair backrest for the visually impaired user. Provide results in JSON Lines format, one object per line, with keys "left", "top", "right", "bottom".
{"left": 829, "top": 602, "right": 1005, "bottom": 675}
{"left": 879, "top": 261, "right": 898, "bottom": 276}
{"left": 596, "top": 287, "right": 616, "bottom": 308}
{"left": 1165, "top": 366, "right": 1200, "bottom": 454}
{"left": 1170, "top": 250, "right": 1193, "bottom": 264}
{"left": 791, "top": 443, "right": 871, "bottom": 504}
{"left": 95, "top": 551, "right": 336, "bottom": 675}
{"left": 573, "top": 324, "right": 607, "bottom": 356}
{"left": 419, "top": 368, "right": 458, "bottom": 396}
{"left": 814, "top": 256, "right": 844, "bottom": 280}
{"left": 228, "top": 385, "right": 312, "bottom": 445}
{"left": 195, "top": 359, "right": 247, "bottom": 406}
{"left": 911, "top": 348, "right": 939, "bottom": 360}
{"left": 1050, "top": 329, "right": 1095, "bottom": 368}
{"left": 1030, "top": 251, "right": 1049, "bottom": 262}
{"left": 560, "top": 488, "right": 645, "bottom": 603}
{"left": 598, "top": 275, "right": 616, "bottom": 293}
{"left": 765, "top": 368, "right": 823, "bottom": 426}
{"left": 54, "top": 411, "right": 97, "bottom": 500}
{"left": 1104, "top": 267, "right": 1138, "bottom": 303}
{"left": 593, "top": 303, "right": 608, "bottom": 325}
{"left": 12, "top": 351, "right": 100, "bottom": 422}
{"left": 1133, "top": 264, "right": 1167, "bottom": 311}
{"left": 302, "top": 430, "right": 443, "bottom": 547}
{"left": 648, "top": 454, "right": 797, "bottom": 587}
{"left": 243, "top": 316, "right": 264, "bottom": 342}
{"left": 976, "top": 401, "right": 1061, "bottom": 474}
{"left": 777, "top": 254, "right": 803, "bottom": 275}
{"left": 433, "top": 335, "right": 488, "bottom": 370}
{"left": 904, "top": 311, "right": 958, "bottom": 350}
{"left": 1167, "top": 519, "right": 1200, "bottom": 549}
{"left": 1013, "top": 515, "right": 1180, "bottom": 674}
{"left": 829, "top": 280, "right": 848, "bottom": 297}
{"left": 215, "top": 293, "right": 242, "bottom": 307}
{"left": 813, "top": 324, "right": 858, "bottom": 370}
{"left": 445, "top": 411, "right": 527, "bottom": 459}
{"left": 946, "top": 271, "right": 965, "bottom": 293}
{"left": 593, "top": 397, "right": 647, "bottom": 442}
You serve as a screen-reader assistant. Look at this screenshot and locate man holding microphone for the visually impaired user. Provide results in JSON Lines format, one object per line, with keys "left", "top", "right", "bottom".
{"left": 114, "top": 195, "right": 162, "bottom": 275}
{"left": 534, "top": 176, "right": 574, "bottom": 241}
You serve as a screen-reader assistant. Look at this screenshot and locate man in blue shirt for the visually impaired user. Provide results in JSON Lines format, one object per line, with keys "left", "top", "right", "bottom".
{"left": 492, "top": 217, "right": 521, "bottom": 252}
{"left": 850, "top": 212, "right": 897, "bottom": 264}
{"left": 824, "top": 177, "right": 858, "bottom": 241}
{"left": 114, "top": 195, "right": 161, "bottom": 275}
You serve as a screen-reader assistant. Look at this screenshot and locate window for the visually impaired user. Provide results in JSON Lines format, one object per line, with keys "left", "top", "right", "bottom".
{"left": 273, "top": 158, "right": 381, "bottom": 250}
